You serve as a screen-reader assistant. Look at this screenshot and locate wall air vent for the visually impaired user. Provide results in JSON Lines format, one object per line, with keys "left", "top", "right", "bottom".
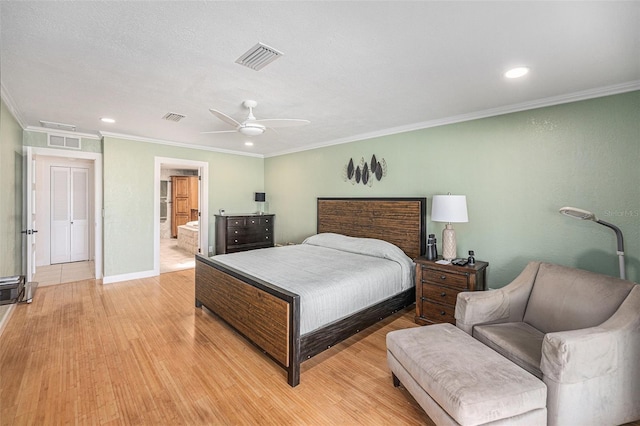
{"left": 40, "top": 120, "right": 76, "bottom": 132}
{"left": 163, "top": 112, "right": 186, "bottom": 122}
{"left": 48, "top": 134, "right": 81, "bottom": 150}
{"left": 235, "top": 42, "right": 283, "bottom": 71}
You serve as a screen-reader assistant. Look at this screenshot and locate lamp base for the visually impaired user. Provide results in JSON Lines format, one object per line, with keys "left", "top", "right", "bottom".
{"left": 442, "top": 224, "right": 457, "bottom": 260}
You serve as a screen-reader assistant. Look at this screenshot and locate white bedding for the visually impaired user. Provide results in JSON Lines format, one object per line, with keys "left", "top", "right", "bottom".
{"left": 211, "top": 233, "right": 415, "bottom": 335}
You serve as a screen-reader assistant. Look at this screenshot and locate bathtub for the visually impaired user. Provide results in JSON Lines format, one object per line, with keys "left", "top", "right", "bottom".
{"left": 177, "top": 222, "right": 199, "bottom": 254}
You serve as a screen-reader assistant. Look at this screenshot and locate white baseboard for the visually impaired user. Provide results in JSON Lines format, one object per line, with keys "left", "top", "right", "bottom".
{"left": 102, "top": 269, "right": 157, "bottom": 284}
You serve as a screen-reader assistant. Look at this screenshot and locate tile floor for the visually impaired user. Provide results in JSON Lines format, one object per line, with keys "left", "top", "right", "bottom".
{"left": 160, "top": 237, "right": 196, "bottom": 273}
{"left": 33, "top": 260, "right": 95, "bottom": 287}
{"left": 31, "top": 238, "right": 195, "bottom": 286}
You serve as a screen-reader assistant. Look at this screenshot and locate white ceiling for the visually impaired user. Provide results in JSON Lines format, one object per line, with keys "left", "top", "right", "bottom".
{"left": 1, "top": 1, "right": 639, "bottom": 157}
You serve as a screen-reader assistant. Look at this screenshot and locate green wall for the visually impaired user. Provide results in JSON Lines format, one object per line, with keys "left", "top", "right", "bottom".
{"left": 265, "top": 91, "right": 640, "bottom": 287}
{"left": 103, "top": 136, "right": 264, "bottom": 277}
{"left": 23, "top": 130, "right": 102, "bottom": 153}
{"left": 0, "top": 99, "right": 24, "bottom": 276}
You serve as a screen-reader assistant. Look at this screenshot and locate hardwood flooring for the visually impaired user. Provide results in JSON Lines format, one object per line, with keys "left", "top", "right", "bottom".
{"left": 0, "top": 270, "right": 432, "bottom": 425}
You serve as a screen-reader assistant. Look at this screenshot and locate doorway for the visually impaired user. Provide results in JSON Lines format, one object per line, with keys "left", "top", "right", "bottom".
{"left": 23, "top": 146, "right": 103, "bottom": 286}
{"left": 154, "top": 157, "right": 208, "bottom": 275}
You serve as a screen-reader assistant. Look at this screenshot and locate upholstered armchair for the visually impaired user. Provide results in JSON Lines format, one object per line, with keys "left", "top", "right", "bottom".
{"left": 455, "top": 261, "right": 640, "bottom": 426}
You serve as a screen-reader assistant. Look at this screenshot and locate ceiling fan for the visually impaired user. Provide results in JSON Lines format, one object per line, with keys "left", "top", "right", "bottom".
{"left": 203, "top": 100, "right": 310, "bottom": 137}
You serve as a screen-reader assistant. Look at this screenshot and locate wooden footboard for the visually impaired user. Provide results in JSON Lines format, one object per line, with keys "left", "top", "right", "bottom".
{"left": 195, "top": 197, "right": 425, "bottom": 387}
{"left": 195, "top": 255, "right": 302, "bottom": 386}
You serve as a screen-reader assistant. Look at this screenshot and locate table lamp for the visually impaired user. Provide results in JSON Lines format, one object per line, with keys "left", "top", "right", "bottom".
{"left": 255, "top": 192, "right": 266, "bottom": 215}
{"left": 431, "top": 194, "right": 468, "bottom": 260}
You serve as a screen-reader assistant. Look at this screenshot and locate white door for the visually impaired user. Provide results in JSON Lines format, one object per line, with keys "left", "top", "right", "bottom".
{"left": 50, "top": 166, "right": 89, "bottom": 264}
{"left": 22, "top": 148, "right": 37, "bottom": 282}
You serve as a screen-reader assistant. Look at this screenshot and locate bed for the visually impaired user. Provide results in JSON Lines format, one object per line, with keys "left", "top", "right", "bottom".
{"left": 195, "top": 197, "right": 426, "bottom": 386}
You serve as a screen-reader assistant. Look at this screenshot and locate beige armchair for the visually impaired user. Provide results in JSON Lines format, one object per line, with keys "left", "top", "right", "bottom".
{"left": 455, "top": 261, "right": 640, "bottom": 426}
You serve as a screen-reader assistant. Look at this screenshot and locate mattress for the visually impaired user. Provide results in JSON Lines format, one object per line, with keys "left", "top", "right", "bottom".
{"left": 211, "top": 233, "right": 415, "bottom": 334}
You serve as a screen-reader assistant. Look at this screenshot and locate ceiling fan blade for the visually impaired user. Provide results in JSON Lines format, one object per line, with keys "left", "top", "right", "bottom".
{"left": 200, "top": 130, "right": 238, "bottom": 134}
{"left": 254, "top": 118, "right": 310, "bottom": 129}
{"left": 209, "top": 109, "right": 241, "bottom": 127}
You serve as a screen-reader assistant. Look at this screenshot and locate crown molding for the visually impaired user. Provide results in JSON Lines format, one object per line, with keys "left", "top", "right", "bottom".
{"left": 0, "top": 83, "right": 27, "bottom": 129}
{"left": 265, "top": 80, "right": 640, "bottom": 158}
{"left": 25, "top": 126, "right": 101, "bottom": 140}
{"left": 99, "top": 131, "right": 263, "bottom": 158}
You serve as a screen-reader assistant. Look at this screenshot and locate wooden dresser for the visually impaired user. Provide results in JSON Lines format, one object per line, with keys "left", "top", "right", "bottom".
{"left": 215, "top": 214, "right": 275, "bottom": 254}
{"left": 414, "top": 257, "right": 488, "bottom": 325}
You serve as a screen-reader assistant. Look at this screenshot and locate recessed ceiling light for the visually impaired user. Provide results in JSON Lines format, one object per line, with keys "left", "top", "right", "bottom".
{"left": 101, "top": 117, "right": 115, "bottom": 123}
{"left": 244, "top": 141, "right": 254, "bottom": 147}
{"left": 504, "top": 67, "right": 530, "bottom": 79}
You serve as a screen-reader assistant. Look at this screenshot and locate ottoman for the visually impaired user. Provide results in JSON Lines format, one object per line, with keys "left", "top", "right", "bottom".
{"left": 387, "top": 323, "right": 547, "bottom": 426}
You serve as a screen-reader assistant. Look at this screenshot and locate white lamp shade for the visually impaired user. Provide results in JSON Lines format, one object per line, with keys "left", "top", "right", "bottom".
{"left": 431, "top": 195, "right": 468, "bottom": 223}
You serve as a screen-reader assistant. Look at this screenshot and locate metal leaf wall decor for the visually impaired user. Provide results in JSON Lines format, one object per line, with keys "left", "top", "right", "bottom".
{"left": 342, "top": 155, "right": 387, "bottom": 186}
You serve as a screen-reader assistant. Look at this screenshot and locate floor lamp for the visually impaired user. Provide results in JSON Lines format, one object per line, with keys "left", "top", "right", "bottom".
{"left": 559, "top": 206, "right": 626, "bottom": 280}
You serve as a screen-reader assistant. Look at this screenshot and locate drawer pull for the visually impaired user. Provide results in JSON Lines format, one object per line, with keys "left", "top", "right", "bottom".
{"left": 440, "top": 275, "right": 447, "bottom": 280}
{"left": 234, "top": 230, "right": 238, "bottom": 234}
{"left": 234, "top": 239, "right": 238, "bottom": 243}
{"left": 440, "top": 311, "right": 446, "bottom": 316}
{"left": 265, "top": 228, "right": 269, "bottom": 231}
{"left": 440, "top": 292, "right": 446, "bottom": 297}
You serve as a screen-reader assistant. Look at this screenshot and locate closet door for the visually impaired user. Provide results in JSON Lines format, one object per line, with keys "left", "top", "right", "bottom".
{"left": 70, "top": 168, "right": 89, "bottom": 262}
{"left": 51, "top": 167, "right": 71, "bottom": 264}
{"left": 50, "top": 166, "right": 89, "bottom": 264}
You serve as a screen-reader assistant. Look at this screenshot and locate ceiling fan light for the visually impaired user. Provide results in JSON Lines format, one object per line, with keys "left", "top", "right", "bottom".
{"left": 239, "top": 125, "right": 265, "bottom": 136}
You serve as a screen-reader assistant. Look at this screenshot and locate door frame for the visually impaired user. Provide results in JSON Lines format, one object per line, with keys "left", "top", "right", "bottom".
{"left": 154, "top": 157, "right": 209, "bottom": 275}
{"left": 23, "top": 146, "right": 103, "bottom": 279}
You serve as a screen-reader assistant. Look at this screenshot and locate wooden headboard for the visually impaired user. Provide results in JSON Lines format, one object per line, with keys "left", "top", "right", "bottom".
{"left": 317, "top": 197, "right": 426, "bottom": 260}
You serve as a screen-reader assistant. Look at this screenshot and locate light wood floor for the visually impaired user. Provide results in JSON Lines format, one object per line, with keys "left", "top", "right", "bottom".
{"left": 0, "top": 270, "right": 433, "bottom": 425}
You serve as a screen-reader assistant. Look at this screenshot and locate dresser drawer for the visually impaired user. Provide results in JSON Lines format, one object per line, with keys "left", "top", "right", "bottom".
{"left": 225, "top": 217, "right": 246, "bottom": 227}
{"left": 227, "top": 232, "right": 273, "bottom": 245}
{"left": 422, "top": 282, "right": 459, "bottom": 306}
{"left": 245, "top": 216, "right": 273, "bottom": 226}
{"left": 422, "top": 268, "right": 468, "bottom": 290}
{"left": 420, "top": 300, "right": 456, "bottom": 325}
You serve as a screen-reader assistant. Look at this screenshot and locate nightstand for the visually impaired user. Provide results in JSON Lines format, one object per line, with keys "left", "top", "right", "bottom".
{"left": 414, "top": 257, "right": 488, "bottom": 325}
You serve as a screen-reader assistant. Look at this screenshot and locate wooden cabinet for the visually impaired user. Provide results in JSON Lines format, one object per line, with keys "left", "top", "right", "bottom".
{"left": 215, "top": 214, "right": 275, "bottom": 254}
{"left": 171, "top": 176, "right": 198, "bottom": 238}
{"left": 414, "top": 257, "right": 488, "bottom": 325}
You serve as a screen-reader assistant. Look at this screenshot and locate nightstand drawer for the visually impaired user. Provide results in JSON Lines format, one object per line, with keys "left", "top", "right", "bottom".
{"left": 422, "top": 268, "right": 468, "bottom": 290}
{"left": 422, "top": 283, "right": 459, "bottom": 306}
{"left": 420, "top": 300, "right": 456, "bottom": 325}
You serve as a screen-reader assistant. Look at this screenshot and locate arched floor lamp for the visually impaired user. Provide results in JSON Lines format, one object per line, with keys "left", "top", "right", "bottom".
{"left": 559, "top": 207, "right": 626, "bottom": 280}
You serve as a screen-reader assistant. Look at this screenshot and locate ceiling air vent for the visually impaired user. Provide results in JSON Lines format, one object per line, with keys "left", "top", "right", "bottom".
{"left": 162, "top": 112, "right": 185, "bottom": 122}
{"left": 40, "top": 120, "right": 76, "bottom": 131}
{"left": 235, "top": 42, "right": 283, "bottom": 71}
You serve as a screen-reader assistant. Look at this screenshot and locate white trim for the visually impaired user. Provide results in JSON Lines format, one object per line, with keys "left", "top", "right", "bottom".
{"left": 0, "top": 304, "right": 16, "bottom": 337}
{"left": 26, "top": 147, "right": 103, "bottom": 280}
{"left": 0, "top": 83, "right": 27, "bottom": 129}
{"left": 100, "top": 131, "right": 263, "bottom": 158}
{"left": 102, "top": 269, "right": 157, "bottom": 285}
{"left": 154, "top": 157, "right": 209, "bottom": 275}
{"left": 25, "top": 126, "right": 101, "bottom": 140}
{"left": 265, "top": 80, "right": 640, "bottom": 158}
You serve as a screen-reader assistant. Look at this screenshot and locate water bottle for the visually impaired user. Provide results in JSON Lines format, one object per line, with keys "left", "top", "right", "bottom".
{"left": 427, "top": 234, "right": 438, "bottom": 260}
